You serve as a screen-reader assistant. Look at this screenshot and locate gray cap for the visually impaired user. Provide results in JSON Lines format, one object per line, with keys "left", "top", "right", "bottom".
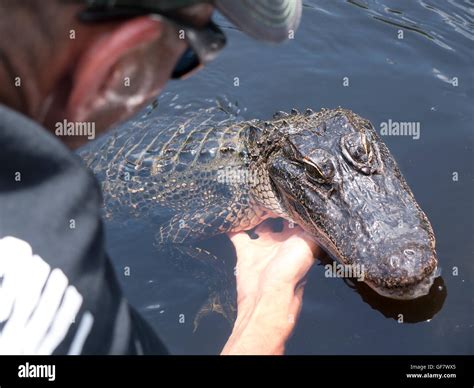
{"left": 215, "top": 0, "right": 302, "bottom": 43}
{"left": 80, "top": 0, "right": 302, "bottom": 43}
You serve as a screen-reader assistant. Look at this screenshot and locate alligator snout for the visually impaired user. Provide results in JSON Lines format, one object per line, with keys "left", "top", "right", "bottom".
{"left": 365, "top": 243, "right": 438, "bottom": 299}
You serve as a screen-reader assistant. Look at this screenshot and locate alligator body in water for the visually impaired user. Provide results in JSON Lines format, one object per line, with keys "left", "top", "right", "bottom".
{"left": 80, "top": 106, "right": 438, "bottom": 300}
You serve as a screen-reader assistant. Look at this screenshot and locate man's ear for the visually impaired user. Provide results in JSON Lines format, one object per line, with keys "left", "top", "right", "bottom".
{"left": 67, "top": 16, "right": 163, "bottom": 122}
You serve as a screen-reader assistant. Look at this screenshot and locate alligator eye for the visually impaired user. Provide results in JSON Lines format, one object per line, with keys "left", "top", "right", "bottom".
{"left": 304, "top": 162, "right": 326, "bottom": 184}
{"left": 341, "top": 132, "right": 380, "bottom": 174}
{"left": 303, "top": 151, "right": 335, "bottom": 185}
{"left": 345, "top": 133, "right": 372, "bottom": 163}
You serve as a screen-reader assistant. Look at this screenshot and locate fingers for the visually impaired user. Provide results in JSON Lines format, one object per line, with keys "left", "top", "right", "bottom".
{"left": 228, "top": 231, "right": 250, "bottom": 246}
{"left": 295, "top": 230, "right": 320, "bottom": 256}
{"left": 254, "top": 219, "right": 276, "bottom": 237}
{"left": 228, "top": 221, "right": 278, "bottom": 249}
{"left": 281, "top": 220, "right": 300, "bottom": 234}
{"left": 229, "top": 219, "right": 320, "bottom": 257}
{"left": 228, "top": 218, "right": 278, "bottom": 243}
{"left": 277, "top": 220, "right": 305, "bottom": 241}
{"left": 280, "top": 221, "right": 320, "bottom": 256}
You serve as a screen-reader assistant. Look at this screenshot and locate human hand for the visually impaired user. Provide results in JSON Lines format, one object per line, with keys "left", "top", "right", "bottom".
{"left": 221, "top": 219, "right": 320, "bottom": 355}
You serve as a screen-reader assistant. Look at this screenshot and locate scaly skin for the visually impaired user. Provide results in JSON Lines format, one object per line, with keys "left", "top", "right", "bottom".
{"left": 80, "top": 107, "right": 438, "bottom": 300}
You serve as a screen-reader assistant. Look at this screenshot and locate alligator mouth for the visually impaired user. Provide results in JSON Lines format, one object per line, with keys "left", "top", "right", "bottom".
{"left": 365, "top": 266, "right": 440, "bottom": 300}
{"left": 309, "top": 221, "right": 439, "bottom": 300}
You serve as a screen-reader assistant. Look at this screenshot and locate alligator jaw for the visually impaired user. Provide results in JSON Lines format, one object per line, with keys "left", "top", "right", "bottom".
{"left": 308, "top": 217, "right": 439, "bottom": 300}
{"left": 364, "top": 265, "right": 440, "bottom": 300}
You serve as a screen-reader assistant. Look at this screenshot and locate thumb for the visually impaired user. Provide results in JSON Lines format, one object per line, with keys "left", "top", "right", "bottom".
{"left": 228, "top": 230, "right": 251, "bottom": 246}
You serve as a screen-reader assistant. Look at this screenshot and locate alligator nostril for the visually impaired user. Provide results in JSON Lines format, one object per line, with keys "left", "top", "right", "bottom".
{"left": 374, "top": 245, "right": 438, "bottom": 293}
{"left": 389, "top": 255, "right": 401, "bottom": 268}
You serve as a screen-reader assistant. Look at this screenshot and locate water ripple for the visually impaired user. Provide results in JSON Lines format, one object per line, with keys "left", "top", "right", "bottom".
{"left": 421, "top": 0, "right": 474, "bottom": 42}
{"left": 343, "top": 0, "right": 474, "bottom": 51}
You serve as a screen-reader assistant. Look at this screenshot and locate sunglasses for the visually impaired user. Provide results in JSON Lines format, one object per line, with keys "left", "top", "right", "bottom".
{"left": 78, "top": 4, "right": 227, "bottom": 79}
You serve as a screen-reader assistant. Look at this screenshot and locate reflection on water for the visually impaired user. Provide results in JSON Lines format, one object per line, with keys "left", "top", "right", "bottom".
{"left": 82, "top": 0, "right": 473, "bottom": 354}
{"left": 357, "top": 277, "right": 447, "bottom": 323}
{"left": 317, "top": 252, "right": 448, "bottom": 323}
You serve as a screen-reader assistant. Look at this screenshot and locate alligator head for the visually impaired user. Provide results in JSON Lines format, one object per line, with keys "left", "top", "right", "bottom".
{"left": 250, "top": 108, "right": 438, "bottom": 299}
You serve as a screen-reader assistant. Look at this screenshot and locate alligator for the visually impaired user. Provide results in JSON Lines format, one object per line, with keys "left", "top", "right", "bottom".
{"left": 80, "top": 105, "right": 438, "bottom": 300}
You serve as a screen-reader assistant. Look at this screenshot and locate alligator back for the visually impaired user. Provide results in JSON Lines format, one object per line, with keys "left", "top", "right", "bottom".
{"left": 79, "top": 105, "right": 268, "bottom": 241}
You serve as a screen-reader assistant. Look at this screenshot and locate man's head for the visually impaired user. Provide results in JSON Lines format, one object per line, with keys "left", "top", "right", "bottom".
{"left": 0, "top": 0, "right": 301, "bottom": 148}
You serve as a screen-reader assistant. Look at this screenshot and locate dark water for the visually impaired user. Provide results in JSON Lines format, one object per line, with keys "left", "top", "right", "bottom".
{"left": 85, "top": 0, "right": 474, "bottom": 354}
